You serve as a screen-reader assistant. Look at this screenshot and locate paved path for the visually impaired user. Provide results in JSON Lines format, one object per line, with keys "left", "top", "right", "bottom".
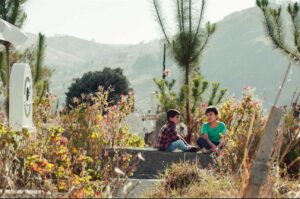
{"left": 115, "top": 179, "right": 163, "bottom": 198}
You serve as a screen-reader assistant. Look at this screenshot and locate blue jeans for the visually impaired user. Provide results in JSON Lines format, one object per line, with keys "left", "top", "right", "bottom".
{"left": 197, "top": 137, "right": 221, "bottom": 149}
{"left": 166, "top": 140, "right": 190, "bottom": 152}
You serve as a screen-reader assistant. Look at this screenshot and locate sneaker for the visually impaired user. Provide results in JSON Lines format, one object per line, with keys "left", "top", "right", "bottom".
{"left": 188, "top": 147, "right": 200, "bottom": 153}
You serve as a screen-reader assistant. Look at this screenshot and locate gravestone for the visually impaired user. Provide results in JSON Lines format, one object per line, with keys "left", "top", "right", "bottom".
{"left": 144, "top": 113, "right": 166, "bottom": 146}
{"left": 9, "top": 63, "right": 35, "bottom": 132}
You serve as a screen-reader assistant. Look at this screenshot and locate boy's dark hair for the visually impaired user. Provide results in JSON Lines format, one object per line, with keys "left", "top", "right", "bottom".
{"left": 205, "top": 106, "right": 219, "bottom": 115}
{"left": 167, "top": 109, "right": 180, "bottom": 121}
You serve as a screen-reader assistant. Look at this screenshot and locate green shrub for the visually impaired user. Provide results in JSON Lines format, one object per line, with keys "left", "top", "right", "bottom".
{"left": 65, "top": 67, "right": 131, "bottom": 109}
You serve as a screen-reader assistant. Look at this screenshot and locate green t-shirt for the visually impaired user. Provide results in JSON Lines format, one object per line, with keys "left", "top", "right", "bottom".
{"left": 201, "top": 122, "right": 227, "bottom": 143}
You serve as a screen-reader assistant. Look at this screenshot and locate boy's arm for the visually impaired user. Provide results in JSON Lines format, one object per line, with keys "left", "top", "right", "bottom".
{"left": 216, "top": 124, "right": 227, "bottom": 149}
{"left": 178, "top": 134, "right": 190, "bottom": 146}
{"left": 216, "top": 135, "right": 226, "bottom": 149}
{"left": 201, "top": 124, "right": 217, "bottom": 151}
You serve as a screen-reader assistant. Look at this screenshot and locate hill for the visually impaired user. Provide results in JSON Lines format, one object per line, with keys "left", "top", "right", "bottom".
{"left": 21, "top": 7, "right": 300, "bottom": 114}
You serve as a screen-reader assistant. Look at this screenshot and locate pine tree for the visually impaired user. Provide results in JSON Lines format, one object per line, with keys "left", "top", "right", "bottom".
{"left": 0, "top": 0, "right": 27, "bottom": 27}
{"left": 154, "top": 76, "right": 227, "bottom": 140}
{"left": 153, "top": 0, "right": 216, "bottom": 142}
{"left": 257, "top": 0, "right": 300, "bottom": 64}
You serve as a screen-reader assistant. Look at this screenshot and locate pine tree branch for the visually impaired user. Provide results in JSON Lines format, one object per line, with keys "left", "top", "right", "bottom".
{"left": 176, "top": 0, "right": 183, "bottom": 33}
{"left": 216, "top": 89, "right": 227, "bottom": 104}
{"left": 9, "top": 0, "right": 20, "bottom": 26}
{"left": 34, "top": 33, "right": 45, "bottom": 86}
{"left": 153, "top": 0, "right": 171, "bottom": 45}
{"left": 0, "top": 51, "right": 7, "bottom": 87}
{"left": 261, "top": 7, "right": 300, "bottom": 62}
{"left": 189, "top": 0, "right": 192, "bottom": 38}
{"left": 288, "top": 3, "right": 300, "bottom": 52}
{"left": 291, "top": 17, "right": 300, "bottom": 52}
{"left": 199, "top": 80, "right": 208, "bottom": 102}
{"left": 193, "top": 0, "right": 205, "bottom": 44}
{"left": 181, "top": 0, "right": 184, "bottom": 33}
{"left": 192, "top": 23, "right": 215, "bottom": 63}
{"left": 208, "top": 82, "right": 220, "bottom": 106}
{"left": 0, "top": 0, "right": 8, "bottom": 20}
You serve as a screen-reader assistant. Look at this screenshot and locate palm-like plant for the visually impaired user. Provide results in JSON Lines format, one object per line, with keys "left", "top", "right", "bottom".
{"left": 0, "top": 0, "right": 27, "bottom": 115}
{"left": 9, "top": 33, "right": 51, "bottom": 100}
{"left": 257, "top": 0, "right": 300, "bottom": 64}
{"left": 33, "top": 33, "right": 52, "bottom": 103}
{"left": 153, "top": 0, "right": 216, "bottom": 142}
{"left": 0, "top": 0, "right": 27, "bottom": 27}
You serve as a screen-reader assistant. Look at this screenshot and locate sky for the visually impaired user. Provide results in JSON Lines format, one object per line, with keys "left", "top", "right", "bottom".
{"left": 23, "top": 0, "right": 257, "bottom": 44}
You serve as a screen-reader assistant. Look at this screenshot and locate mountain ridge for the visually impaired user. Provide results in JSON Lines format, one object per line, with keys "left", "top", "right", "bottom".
{"left": 20, "top": 7, "right": 300, "bottom": 112}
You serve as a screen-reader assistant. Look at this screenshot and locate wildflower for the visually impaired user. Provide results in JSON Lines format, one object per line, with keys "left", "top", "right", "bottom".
{"left": 58, "top": 180, "right": 67, "bottom": 191}
{"left": 91, "top": 132, "right": 97, "bottom": 139}
{"left": 95, "top": 191, "right": 100, "bottom": 197}
{"left": 201, "top": 103, "right": 208, "bottom": 109}
{"left": 60, "top": 136, "right": 69, "bottom": 145}
{"left": 77, "top": 155, "right": 85, "bottom": 162}
{"left": 243, "top": 86, "right": 250, "bottom": 91}
{"left": 163, "top": 68, "right": 171, "bottom": 77}
{"left": 46, "top": 163, "right": 54, "bottom": 171}
{"left": 32, "top": 163, "right": 39, "bottom": 172}
{"left": 50, "top": 95, "right": 57, "bottom": 101}
{"left": 40, "top": 161, "right": 48, "bottom": 167}
{"left": 251, "top": 99, "right": 261, "bottom": 107}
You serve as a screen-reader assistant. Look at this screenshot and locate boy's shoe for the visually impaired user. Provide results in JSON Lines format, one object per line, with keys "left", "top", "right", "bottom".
{"left": 188, "top": 147, "right": 200, "bottom": 153}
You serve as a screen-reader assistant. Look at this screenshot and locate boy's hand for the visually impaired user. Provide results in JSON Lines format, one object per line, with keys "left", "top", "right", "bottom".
{"left": 211, "top": 146, "right": 218, "bottom": 152}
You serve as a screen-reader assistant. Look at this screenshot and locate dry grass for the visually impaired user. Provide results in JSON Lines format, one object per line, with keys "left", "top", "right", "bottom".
{"left": 145, "top": 162, "right": 240, "bottom": 198}
{"left": 145, "top": 162, "right": 300, "bottom": 198}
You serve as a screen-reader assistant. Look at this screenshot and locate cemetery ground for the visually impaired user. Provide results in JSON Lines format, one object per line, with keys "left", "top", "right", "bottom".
{"left": 0, "top": 79, "right": 299, "bottom": 198}
{"left": 0, "top": 0, "right": 299, "bottom": 197}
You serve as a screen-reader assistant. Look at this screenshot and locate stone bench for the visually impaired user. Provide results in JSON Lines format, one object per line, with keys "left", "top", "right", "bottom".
{"left": 110, "top": 147, "right": 213, "bottom": 179}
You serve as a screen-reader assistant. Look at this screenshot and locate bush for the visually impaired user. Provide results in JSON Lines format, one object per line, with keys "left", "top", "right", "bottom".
{"left": 211, "top": 87, "right": 299, "bottom": 178}
{"left": 277, "top": 109, "right": 300, "bottom": 178}
{"left": 214, "top": 86, "right": 266, "bottom": 173}
{"left": 0, "top": 89, "right": 144, "bottom": 198}
{"left": 65, "top": 67, "right": 131, "bottom": 109}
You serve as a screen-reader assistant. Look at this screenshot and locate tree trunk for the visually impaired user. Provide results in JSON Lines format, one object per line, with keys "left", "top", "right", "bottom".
{"left": 4, "top": 42, "right": 10, "bottom": 120}
{"left": 185, "top": 63, "right": 192, "bottom": 143}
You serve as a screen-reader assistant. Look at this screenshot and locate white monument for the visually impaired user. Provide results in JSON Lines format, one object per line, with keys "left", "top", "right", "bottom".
{"left": 9, "top": 63, "right": 35, "bottom": 132}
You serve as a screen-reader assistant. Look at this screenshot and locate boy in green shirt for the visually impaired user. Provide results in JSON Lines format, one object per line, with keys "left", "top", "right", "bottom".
{"left": 197, "top": 106, "right": 227, "bottom": 153}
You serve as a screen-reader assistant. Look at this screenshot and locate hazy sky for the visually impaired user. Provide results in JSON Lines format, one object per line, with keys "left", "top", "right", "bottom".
{"left": 23, "top": 0, "right": 256, "bottom": 44}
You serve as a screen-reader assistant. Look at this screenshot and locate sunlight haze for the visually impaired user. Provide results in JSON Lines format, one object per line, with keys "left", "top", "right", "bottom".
{"left": 23, "top": 0, "right": 255, "bottom": 44}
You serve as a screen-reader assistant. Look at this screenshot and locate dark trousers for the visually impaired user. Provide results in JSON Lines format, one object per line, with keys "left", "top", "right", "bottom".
{"left": 197, "top": 137, "right": 221, "bottom": 149}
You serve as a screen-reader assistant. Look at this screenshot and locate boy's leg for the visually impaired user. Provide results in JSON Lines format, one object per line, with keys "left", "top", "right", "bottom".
{"left": 197, "top": 137, "right": 211, "bottom": 149}
{"left": 166, "top": 140, "right": 190, "bottom": 152}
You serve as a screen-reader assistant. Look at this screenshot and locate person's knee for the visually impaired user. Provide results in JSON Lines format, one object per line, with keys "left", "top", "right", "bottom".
{"left": 175, "top": 140, "right": 190, "bottom": 151}
{"left": 197, "top": 137, "right": 206, "bottom": 146}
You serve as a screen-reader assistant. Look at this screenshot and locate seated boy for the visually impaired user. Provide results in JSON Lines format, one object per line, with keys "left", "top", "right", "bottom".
{"left": 197, "top": 106, "right": 227, "bottom": 153}
{"left": 157, "top": 109, "right": 197, "bottom": 152}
